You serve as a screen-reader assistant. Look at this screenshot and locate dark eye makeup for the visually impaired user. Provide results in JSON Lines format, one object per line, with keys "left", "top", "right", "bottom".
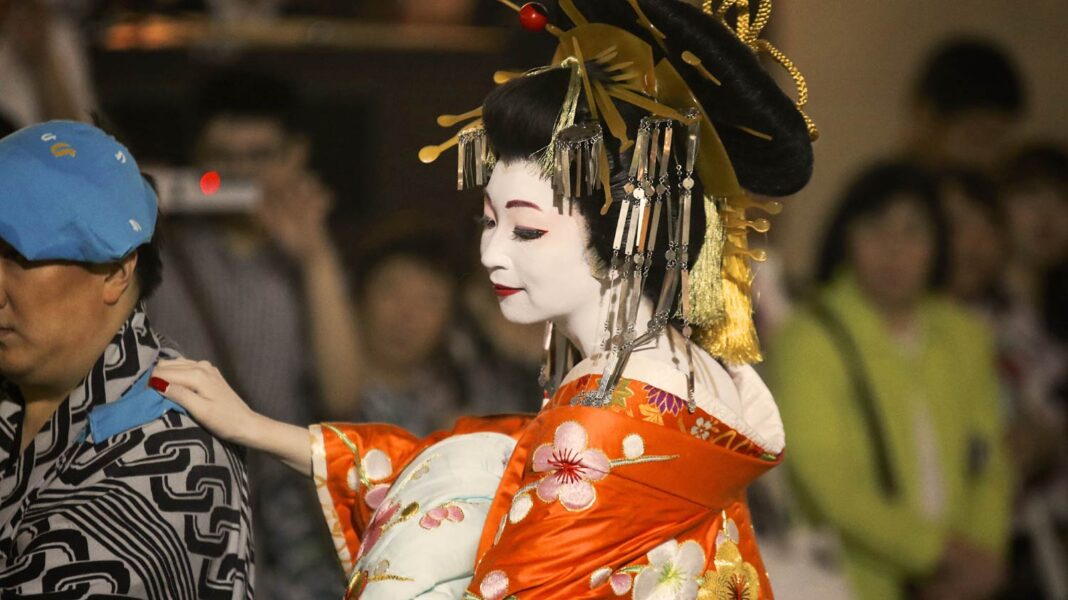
{"left": 512, "top": 227, "right": 548, "bottom": 241}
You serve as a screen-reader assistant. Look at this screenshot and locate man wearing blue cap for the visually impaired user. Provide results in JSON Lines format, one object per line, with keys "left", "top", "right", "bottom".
{"left": 0, "top": 121, "right": 253, "bottom": 598}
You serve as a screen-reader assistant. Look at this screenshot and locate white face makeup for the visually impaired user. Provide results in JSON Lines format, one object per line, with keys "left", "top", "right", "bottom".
{"left": 480, "top": 160, "right": 603, "bottom": 327}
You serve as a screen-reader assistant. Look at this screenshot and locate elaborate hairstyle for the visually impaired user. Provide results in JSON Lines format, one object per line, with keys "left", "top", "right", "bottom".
{"left": 422, "top": 0, "right": 816, "bottom": 406}
{"left": 914, "top": 37, "right": 1026, "bottom": 118}
{"left": 817, "top": 161, "right": 949, "bottom": 289}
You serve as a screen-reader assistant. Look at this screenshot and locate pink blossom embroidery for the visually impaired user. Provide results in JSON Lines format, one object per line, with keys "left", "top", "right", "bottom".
{"left": 355, "top": 500, "right": 400, "bottom": 561}
{"left": 479, "top": 570, "right": 510, "bottom": 600}
{"left": 364, "top": 484, "right": 390, "bottom": 510}
{"left": 419, "top": 504, "right": 465, "bottom": 530}
{"left": 532, "top": 421, "right": 610, "bottom": 511}
{"left": 610, "top": 572, "right": 634, "bottom": 595}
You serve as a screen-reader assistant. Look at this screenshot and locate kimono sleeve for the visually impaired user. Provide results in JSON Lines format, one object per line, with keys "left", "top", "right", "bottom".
{"left": 309, "top": 415, "right": 530, "bottom": 573}
{"left": 465, "top": 406, "right": 777, "bottom": 599}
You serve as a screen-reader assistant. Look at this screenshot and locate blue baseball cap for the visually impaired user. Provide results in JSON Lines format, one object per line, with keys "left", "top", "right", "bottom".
{"left": 0, "top": 121, "right": 158, "bottom": 263}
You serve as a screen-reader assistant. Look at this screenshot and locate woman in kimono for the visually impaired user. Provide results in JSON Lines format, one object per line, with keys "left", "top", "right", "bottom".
{"left": 151, "top": 1, "right": 816, "bottom": 597}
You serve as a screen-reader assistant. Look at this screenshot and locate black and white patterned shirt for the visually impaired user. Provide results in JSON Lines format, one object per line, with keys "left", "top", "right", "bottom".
{"left": 0, "top": 308, "right": 254, "bottom": 599}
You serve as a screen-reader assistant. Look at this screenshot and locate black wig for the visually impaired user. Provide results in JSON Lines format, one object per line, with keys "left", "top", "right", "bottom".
{"left": 482, "top": 0, "right": 813, "bottom": 297}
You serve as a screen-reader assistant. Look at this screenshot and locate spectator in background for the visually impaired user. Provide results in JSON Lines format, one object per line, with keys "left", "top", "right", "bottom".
{"left": 939, "top": 169, "right": 1007, "bottom": 312}
{"left": 351, "top": 220, "right": 461, "bottom": 435}
{"left": 147, "top": 69, "right": 358, "bottom": 599}
{"left": 907, "top": 38, "right": 1025, "bottom": 173}
{"left": 350, "top": 217, "right": 540, "bottom": 436}
{"left": 0, "top": 0, "right": 95, "bottom": 126}
{"left": 768, "top": 162, "right": 1010, "bottom": 600}
{"left": 996, "top": 143, "right": 1068, "bottom": 600}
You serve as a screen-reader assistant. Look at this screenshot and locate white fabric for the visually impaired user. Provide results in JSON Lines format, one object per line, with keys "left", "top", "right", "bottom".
{"left": 561, "top": 353, "right": 786, "bottom": 454}
{"left": 356, "top": 432, "right": 516, "bottom": 600}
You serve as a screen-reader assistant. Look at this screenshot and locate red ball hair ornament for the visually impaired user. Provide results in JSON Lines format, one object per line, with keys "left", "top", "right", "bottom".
{"left": 518, "top": 2, "right": 549, "bottom": 32}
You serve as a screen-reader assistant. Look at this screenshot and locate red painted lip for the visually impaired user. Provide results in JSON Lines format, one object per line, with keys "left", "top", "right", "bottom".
{"left": 493, "top": 285, "right": 522, "bottom": 298}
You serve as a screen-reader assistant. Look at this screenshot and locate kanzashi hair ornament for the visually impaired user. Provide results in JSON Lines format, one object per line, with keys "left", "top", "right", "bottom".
{"left": 456, "top": 122, "right": 495, "bottom": 190}
{"left": 421, "top": 0, "right": 816, "bottom": 387}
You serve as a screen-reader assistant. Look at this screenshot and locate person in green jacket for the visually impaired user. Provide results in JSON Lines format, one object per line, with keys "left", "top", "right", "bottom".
{"left": 768, "top": 162, "right": 1011, "bottom": 600}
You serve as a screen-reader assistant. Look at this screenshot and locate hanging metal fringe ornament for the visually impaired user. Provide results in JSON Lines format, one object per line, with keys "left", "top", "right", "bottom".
{"left": 456, "top": 123, "right": 496, "bottom": 190}
{"left": 553, "top": 122, "right": 605, "bottom": 210}
{"left": 676, "top": 111, "right": 701, "bottom": 412}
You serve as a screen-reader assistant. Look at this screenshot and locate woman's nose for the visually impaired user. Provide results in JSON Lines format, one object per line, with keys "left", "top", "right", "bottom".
{"left": 480, "top": 229, "right": 509, "bottom": 271}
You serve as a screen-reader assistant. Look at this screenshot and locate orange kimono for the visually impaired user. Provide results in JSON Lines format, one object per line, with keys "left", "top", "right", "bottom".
{"left": 311, "top": 366, "right": 781, "bottom": 599}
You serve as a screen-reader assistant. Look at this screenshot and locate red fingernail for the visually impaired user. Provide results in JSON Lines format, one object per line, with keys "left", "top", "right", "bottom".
{"left": 149, "top": 377, "right": 169, "bottom": 393}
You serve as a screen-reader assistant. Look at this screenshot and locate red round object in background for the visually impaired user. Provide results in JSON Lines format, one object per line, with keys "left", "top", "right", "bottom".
{"left": 200, "top": 170, "right": 221, "bottom": 196}
{"left": 519, "top": 2, "right": 549, "bottom": 32}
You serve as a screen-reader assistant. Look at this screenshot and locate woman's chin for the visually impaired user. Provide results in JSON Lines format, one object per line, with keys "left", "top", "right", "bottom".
{"left": 497, "top": 302, "right": 548, "bottom": 326}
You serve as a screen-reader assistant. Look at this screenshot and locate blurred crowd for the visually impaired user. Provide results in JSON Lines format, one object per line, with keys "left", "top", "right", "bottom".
{"left": 752, "top": 40, "right": 1068, "bottom": 600}
{"left": 1, "top": 1, "right": 1065, "bottom": 599}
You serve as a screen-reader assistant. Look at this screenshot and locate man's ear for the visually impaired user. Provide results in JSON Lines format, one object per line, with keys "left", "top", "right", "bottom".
{"left": 102, "top": 252, "right": 139, "bottom": 305}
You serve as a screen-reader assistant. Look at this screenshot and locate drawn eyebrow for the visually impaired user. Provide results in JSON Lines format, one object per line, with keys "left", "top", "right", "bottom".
{"left": 505, "top": 200, "right": 542, "bottom": 211}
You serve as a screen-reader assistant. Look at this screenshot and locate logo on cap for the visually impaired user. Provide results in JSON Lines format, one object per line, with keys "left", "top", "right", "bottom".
{"left": 40, "top": 132, "right": 77, "bottom": 158}
{"left": 50, "top": 143, "right": 77, "bottom": 158}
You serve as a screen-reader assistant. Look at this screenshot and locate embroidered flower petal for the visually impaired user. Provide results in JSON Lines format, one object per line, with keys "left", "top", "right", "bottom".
{"left": 677, "top": 579, "right": 700, "bottom": 599}
{"left": 646, "top": 539, "right": 679, "bottom": 568}
{"left": 675, "top": 540, "right": 707, "bottom": 577}
{"left": 493, "top": 514, "right": 507, "bottom": 545}
{"left": 610, "top": 572, "right": 633, "bottom": 595}
{"left": 364, "top": 484, "right": 389, "bottom": 510}
{"left": 623, "top": 434, "right": 645, "bottom": 459}
{"left": 363, "top": 449, "right": 392, "bottom": 481}
{"left": 531, "top": 442, "right": 555, "bottom": 473}
{"left": 509, "top": 493, "right": 533, "bottom": 524}
{"left": 427, "top": 506, "right": 450, "bottom": 521}
{"left": 554, "top": 421, "right": 588, "bottom": 452}
{"left": 590, "top": 566, "right": 612, "bottom": 589}
{"left": 446, "top": 505, "right": 465, "bottom": 522}
{"left": 536, "top": 473, "right": 563, "bottom": 503}
{"left": 558, "top": 480, "right": 597, "bottom": 511}
{"left": 632, "top": 567, "right": 661, "bottom": 600}
{"left": 479, "top": 570, "right": 510, "bottom": 600}
{"left": 419, "top": 514, "right": 442, "bottom": 529}
{"left": 579, "top": 448, "right": 610, "bottom": 481}
{"left": 726, "top": 519, "right": 740, "bottom": 544}
{"left": 346, "top": 466, "right": 359, "bottom": 491}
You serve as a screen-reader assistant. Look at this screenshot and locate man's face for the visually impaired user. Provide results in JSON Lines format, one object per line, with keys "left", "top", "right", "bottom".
{"left": 0, "top": 239, "right": 112, "bottom": 388}
{"left": 930, "top": 109, "right": 1015, "bottom": 172}
{"left": 196, "top": 116, "right": 290, "bottom": 182}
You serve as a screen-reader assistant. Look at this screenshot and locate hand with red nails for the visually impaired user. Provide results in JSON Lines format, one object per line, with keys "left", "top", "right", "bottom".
{"left": 152, "top": 358, "right": 313, "bottom": 476}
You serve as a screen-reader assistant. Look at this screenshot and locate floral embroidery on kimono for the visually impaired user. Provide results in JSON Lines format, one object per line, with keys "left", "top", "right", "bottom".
{"left": 312, "top": 369, "right": 782, "bottom": 599}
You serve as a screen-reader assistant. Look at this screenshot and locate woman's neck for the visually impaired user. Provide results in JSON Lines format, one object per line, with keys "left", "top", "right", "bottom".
{"left": 555, "top": 289, "right": 656, "bottom": 360}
